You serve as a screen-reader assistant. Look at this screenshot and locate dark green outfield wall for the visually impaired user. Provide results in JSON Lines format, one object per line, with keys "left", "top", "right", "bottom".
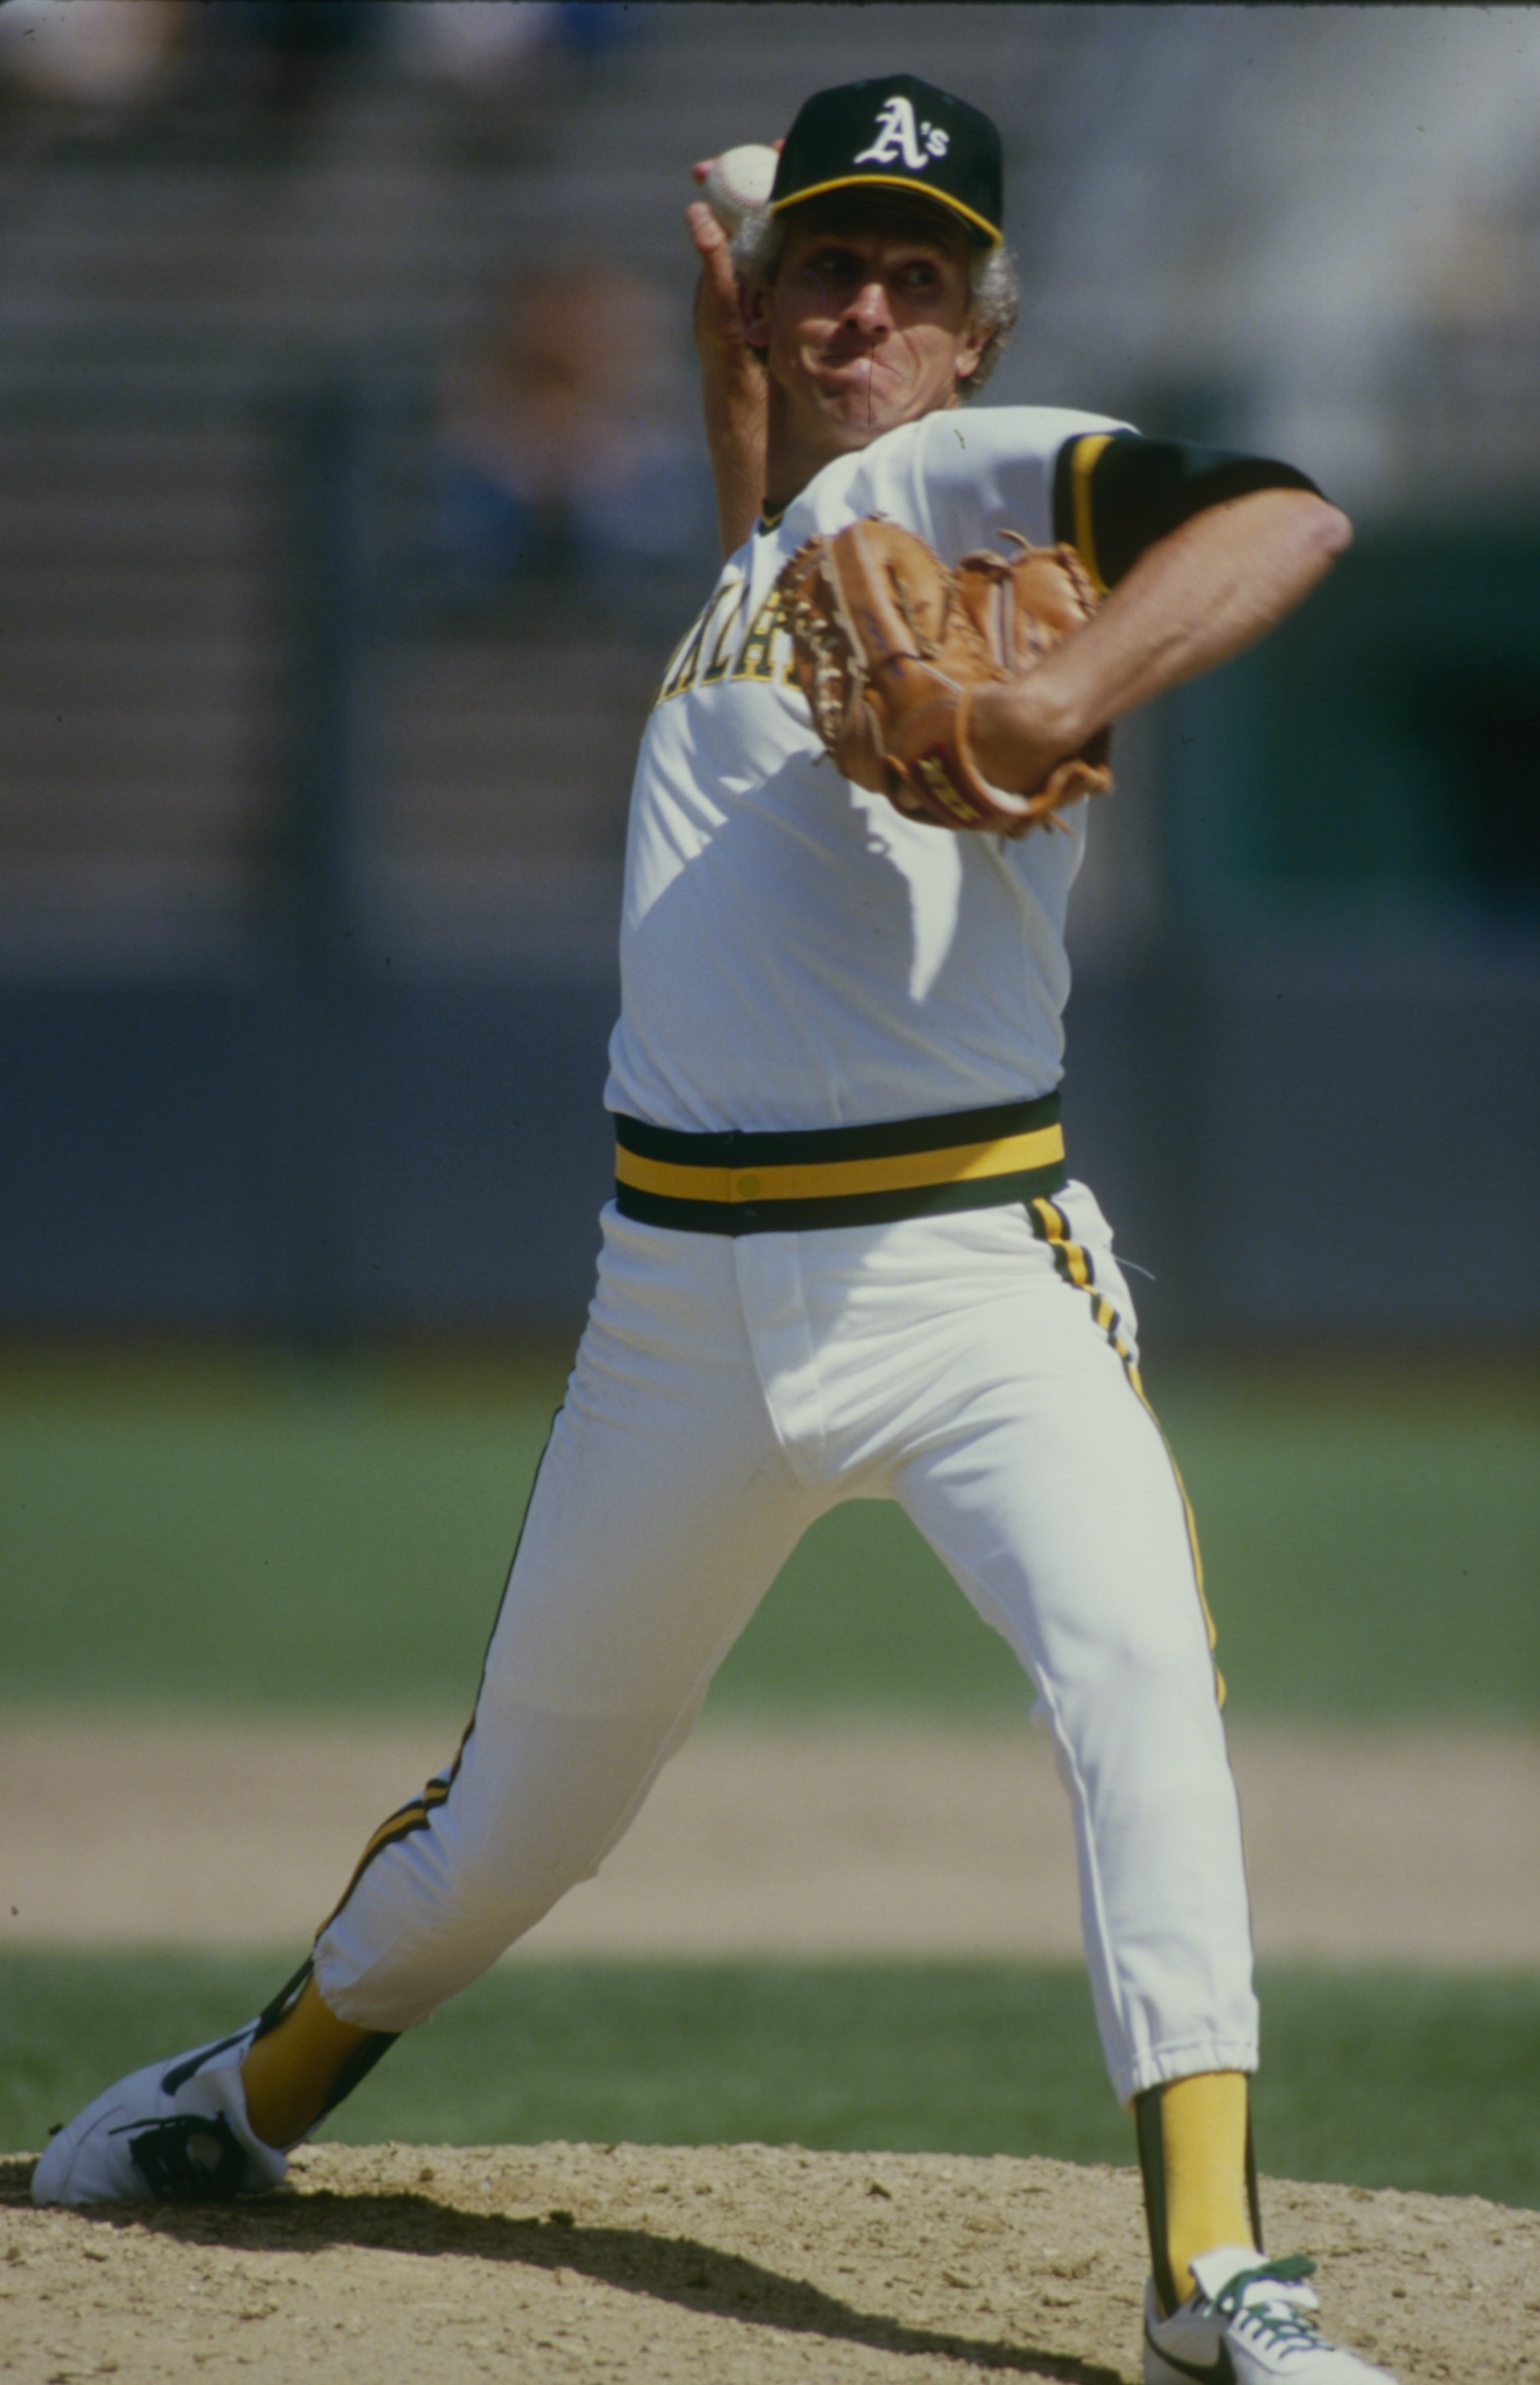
{"left": 3, "top": 525, "right": 1536, "bottom": 1343}
{"left": 1, "top": 951, "right": 1534, "bottom": 1342}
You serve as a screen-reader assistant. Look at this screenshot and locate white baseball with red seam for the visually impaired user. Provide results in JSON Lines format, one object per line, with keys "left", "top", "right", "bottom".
{"left": 699, "top": 144, "right": 779, "bottom": 231}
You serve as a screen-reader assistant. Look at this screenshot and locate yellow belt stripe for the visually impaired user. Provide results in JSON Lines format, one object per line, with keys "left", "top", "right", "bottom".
{"left": 616, "top": 1125, "right": 1064, "bottom": 1208}
{"left": 1070, "top": 433, "right": 1114, "bottom": 594}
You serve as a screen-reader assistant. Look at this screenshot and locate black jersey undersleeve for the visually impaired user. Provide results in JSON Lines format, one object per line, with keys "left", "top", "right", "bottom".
{"left": 1051, "top": 432, "right": 1323, "bottom": 590}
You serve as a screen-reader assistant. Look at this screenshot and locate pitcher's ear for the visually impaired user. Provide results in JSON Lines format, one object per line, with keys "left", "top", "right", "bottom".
{"left": 741, "top": 278, "right": 772, "bottom": 355}
{"left": 954, "top": 313, "right": 988, "bottom": 388}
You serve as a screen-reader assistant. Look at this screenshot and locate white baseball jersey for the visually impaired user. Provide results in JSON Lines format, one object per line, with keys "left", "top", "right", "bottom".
{"left": 605, "top": 404, "right": 1129, "bottom": 1137}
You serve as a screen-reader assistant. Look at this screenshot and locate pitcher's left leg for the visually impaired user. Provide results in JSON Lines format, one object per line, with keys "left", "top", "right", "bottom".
{"left": 887, "top": 1192, "right": 1257, "bottom": 2107}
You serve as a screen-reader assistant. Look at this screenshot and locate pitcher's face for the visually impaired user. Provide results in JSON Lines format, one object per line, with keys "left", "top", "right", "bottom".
{"left": 746, "top": 200, "right": 986, "bottom": 464}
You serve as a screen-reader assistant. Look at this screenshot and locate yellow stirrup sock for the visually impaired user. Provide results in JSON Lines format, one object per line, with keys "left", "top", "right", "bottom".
{"left": 1134, "top": 2070, "right": 1259, "bottom": 2314}
{"left": 241, "top": 1976, "right": 378, "bottom": 2150}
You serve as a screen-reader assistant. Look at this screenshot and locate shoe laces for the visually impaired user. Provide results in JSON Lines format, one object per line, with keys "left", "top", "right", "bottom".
{"left": 1210, "top": 2257, "right": 1325, "bottom": 2357}
{"left": 116, "top": 2111, "right": 251, "bottom": 2203}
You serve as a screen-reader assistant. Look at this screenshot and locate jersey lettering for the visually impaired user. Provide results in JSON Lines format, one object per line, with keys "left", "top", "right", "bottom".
{"left": 656, "top": 577, "right": 741, "bottom": 703}
{"left": 654, "top": 578, "right": 796, "bottom": 705}
{"left": 699, "top": 584, "right": 749, "bottom": 684}
{"left": 731, "top": 585, "right": 792, "bottom": 682}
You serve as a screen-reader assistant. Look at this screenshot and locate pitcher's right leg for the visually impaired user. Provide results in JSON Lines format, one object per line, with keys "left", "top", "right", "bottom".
{"left": 34, "top": 1214, "right": 821, "bottom": 2203}
{"left": 313, "top": 1212, "right": 824, "bottom": 2032}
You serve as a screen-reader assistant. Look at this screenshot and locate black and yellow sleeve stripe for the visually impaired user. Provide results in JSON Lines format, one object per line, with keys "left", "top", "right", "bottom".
{"left": 1052, "top": 432, "right": 1323, "bottom": 591}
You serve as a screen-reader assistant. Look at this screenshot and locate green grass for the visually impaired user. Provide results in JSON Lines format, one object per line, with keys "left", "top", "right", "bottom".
{"left": 3, "top": 1954, "right": 1535, "bottom": 2209}
{"left": 0, "top": 1346, "right": 1535, "bottom": 1721}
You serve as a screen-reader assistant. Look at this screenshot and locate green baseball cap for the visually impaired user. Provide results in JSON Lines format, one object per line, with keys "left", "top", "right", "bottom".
{"left": 770, "top": 76, "right": 1004, "bottom": 246}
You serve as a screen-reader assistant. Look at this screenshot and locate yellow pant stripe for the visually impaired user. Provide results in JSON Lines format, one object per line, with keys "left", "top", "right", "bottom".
{"left": 1031, "top": 1196, "right": 1223, "bottom": 1698}
{"left": 354, "top": 1778, "right": 450, "bottom": 1868}
{"left": 315, "top": 1711, "right": 483, "bottom": 1942}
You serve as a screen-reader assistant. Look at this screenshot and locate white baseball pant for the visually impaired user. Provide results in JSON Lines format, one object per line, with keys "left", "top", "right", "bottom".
{"left": 313, "top": 1186, "right": 1258, "bottom": 2104}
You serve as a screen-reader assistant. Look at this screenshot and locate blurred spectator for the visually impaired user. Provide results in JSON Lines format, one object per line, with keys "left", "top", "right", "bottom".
{"left": 386, "top": 2, "right": 637, "bottom": 93}
{"left": 385, "top": 1, "right": 560, "bottom": 93}
{"left": 0, "top": 1, "right": 386, "bottom": 137}
{"left": 436, "top": 261, "right": 714, "bottom": 600}
{"left": 554, "top": 3, "right": 639, "bottom": 66}
{"left": 0, "top": 0, "right": 185, "bottom": 108}
{"left": 192, "top": 1, "right": 381, "bottom": 115}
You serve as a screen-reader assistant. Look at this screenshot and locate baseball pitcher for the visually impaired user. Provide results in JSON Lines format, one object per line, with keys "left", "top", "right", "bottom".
{"left": 35, "top": 75, "right": 1386, "bottom": 2385}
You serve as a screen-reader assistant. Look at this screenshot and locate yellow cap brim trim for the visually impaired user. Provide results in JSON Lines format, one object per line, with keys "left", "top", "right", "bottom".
{"left": 771, "top": 173, "right": 1002, "bottom": 246}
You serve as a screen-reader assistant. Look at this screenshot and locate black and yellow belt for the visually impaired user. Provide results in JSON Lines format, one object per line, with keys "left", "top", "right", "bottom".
{"left": 613, "top": 1094, "right": 1066, "bottom": 1236}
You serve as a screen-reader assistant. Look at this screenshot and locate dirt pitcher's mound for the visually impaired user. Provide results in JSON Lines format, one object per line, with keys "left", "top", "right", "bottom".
{"left": 4, "top": 2143, "right": 1535, "bottom": 2384}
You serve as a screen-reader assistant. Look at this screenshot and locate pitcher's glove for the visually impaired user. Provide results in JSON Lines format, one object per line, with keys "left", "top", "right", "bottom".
{"left": 777, "top": 517, "right": 1113, "bottom": 833}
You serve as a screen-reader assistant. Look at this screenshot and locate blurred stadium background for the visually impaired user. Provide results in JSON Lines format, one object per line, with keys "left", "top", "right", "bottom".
{"left": 0, "top": 2, "right": 1535, "bottom": 2200}
{"left": 0, "top": 0, "right": 1535, "bottom": 1340}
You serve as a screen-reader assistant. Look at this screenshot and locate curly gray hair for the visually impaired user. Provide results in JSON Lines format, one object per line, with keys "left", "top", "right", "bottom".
{"left": 731, "top": 204, "right": 1020, "bottom": 398}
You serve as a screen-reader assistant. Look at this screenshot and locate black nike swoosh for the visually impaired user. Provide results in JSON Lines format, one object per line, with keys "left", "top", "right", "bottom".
{"left": 160, "top": 2032, "right": 249, "bottom": 2097}
{"left": 1146, "top": 2321, "right": 1237, "bottom": 2385}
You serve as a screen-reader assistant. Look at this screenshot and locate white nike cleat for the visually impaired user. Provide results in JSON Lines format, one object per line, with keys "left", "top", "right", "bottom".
{"left": 31, "top": 2023, "right": 289, "bottom": 2207}
{"left": 1144, "top": 2247, "right": 1400, "bottom": 2384}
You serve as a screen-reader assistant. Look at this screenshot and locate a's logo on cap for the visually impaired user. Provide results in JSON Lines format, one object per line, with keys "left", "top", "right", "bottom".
{"left": 852, "top": 94, "right": 951, "bottom": 174}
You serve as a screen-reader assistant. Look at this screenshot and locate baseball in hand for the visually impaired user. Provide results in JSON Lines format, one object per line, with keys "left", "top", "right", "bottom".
{"left": 699, "top": 144, "right": 779, "bottom": 232}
